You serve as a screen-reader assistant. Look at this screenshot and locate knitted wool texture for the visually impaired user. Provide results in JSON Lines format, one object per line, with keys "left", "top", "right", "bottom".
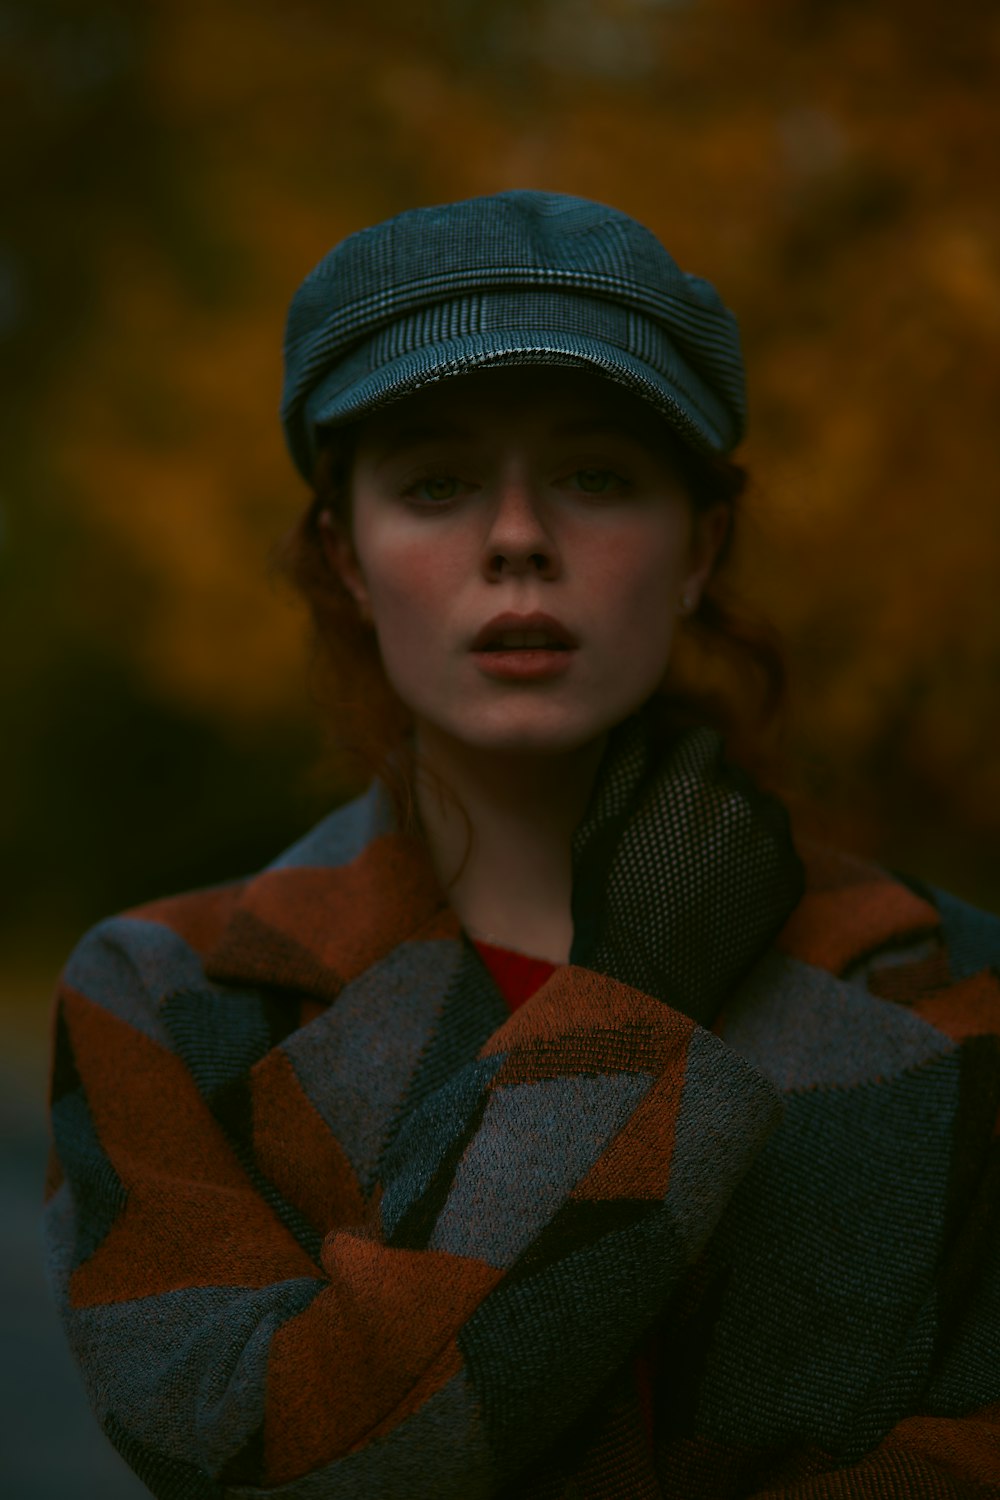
{"left": 44, "top": 713, "right": 1000, "bottom": 1498}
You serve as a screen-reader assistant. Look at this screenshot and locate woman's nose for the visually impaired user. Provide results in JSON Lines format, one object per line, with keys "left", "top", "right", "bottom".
{"left": 480, "top": 472, "right": 560, "bottom": 579}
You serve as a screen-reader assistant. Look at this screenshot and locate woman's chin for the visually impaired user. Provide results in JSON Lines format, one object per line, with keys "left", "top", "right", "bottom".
{"left": 414, "top": 704, "right": 631, "bottom": 761}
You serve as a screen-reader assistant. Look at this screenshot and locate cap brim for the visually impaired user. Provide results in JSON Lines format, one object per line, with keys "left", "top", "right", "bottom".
{"left": 306, "top": 331, "right": 732, "bottom": 458}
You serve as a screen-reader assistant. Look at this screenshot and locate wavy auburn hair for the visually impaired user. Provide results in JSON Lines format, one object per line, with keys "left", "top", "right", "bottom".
{"left": 273, "top": 418, "right": 787, "bottom": 835}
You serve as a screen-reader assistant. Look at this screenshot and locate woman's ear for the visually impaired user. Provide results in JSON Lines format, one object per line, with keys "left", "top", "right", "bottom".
{"left": 318, "top": 510, "right": 373, "bottom": 622}
{"left": 679, "top": 502, "right": 731, "bottom": 616}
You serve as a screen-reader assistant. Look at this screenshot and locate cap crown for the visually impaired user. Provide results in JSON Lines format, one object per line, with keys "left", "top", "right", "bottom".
{"left": 281, "top": 191, "right": 746, "bottom": 477}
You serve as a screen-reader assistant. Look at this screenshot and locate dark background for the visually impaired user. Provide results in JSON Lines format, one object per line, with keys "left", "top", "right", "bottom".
{"left": 2, "top": 2, "right": 998, "bottom": 1492}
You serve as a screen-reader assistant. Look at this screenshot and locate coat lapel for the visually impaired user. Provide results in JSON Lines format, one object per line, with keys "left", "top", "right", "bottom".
{"left": 202, "top": 779, "right": 507, "bottom": 1205}
{"left": 201, "top": 709, "right": 809, "bottom": 1033}
{"left": 203, "top": 779, "right": 457, "bottom": 1005}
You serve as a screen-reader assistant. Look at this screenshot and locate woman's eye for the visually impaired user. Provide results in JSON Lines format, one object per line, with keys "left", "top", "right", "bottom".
{"left": 570, "top": 467, "right": 626, "bottom": 495}
{"left": 407, "top": 475, "right": 463, "bottom": 503}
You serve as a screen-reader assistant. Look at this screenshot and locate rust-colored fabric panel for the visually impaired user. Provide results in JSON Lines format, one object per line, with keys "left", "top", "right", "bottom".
{"left": 128, "top": 882, "right": 246, "bottom": 960}
{"left": 878, "top": 1403, "right": 1000, "bottom": 1490}
{"left": 794, "top": 840, "right": 885, "bottom": 894}
{"left": 61, "top": 985, "right": 248, "bottom": 1188}
{"left": 210, "top": 910, "right": 348, "bottom": 1005}
{"left": 491, "top": 1025, "right": 670, "bottom": 1088}
{"left": 413, "top": 906, "right": 465, "bottom": 942}
{"left": 912, "top": 971, "right": 1000, "bottom": 1042}
{"left": 62, "top": 986, "right": 319, "bottom": 1301}
{"left": 205, "top": 834, "right": 447, "bottom": 995}
{"left": 571, "top": 1063, "right": 687, "bottom": 1203}
{"left": 263, "top": 1234, "right": 501, "bottom": 1483}
{"left": 777, "top": 881, "right": 940, "bottom": 975}
{"left": 299, "top": 996, "right": 327, "bottom": 1027}
{"left": 866, "top": 949, "right": 953, "bottom": 1004}
{"left": 70, "top": 1174, "right": 319, "bottom": 1304}
{"left": 480, "top": 965, "right": 690, "bottom": 1057}
{"left": 251, "top": 1047, "right": 367, "bottom": 1233}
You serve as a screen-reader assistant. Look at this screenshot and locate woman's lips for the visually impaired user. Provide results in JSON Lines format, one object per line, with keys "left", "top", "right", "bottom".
{"left": 470, "top": 611, "right": 579, "bottom": 651}
{"left": 471, "top": 647, "right": 577, "bottom": 680}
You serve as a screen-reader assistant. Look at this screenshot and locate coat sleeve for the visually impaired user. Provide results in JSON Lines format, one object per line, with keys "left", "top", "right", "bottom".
{"left": 44, "top": 915, "right": 783, "bottom": 1499}
{"left": 742, "top": 1404, "right": 1000, "bottom": 1498}
{"left": 733, "top": 881, "right": 1000, "bottom": 1500}
{"left": 737, "top": 1125, "right": 1000, "bottom": 1499}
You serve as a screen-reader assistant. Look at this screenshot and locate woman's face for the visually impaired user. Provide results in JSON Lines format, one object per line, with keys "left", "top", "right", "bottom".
{"left": 324, "top": 366, "right": 728, "bottom": 758}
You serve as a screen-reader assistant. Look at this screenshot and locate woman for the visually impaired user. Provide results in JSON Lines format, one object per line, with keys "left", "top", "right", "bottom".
{"left": 45, "top": 191, "right": 1000, "bottom": 1498}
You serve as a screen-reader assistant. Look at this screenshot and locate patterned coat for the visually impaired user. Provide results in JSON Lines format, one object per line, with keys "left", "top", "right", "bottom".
{"left": 44, "top": 718, "right": 1000, "bottom": 1498}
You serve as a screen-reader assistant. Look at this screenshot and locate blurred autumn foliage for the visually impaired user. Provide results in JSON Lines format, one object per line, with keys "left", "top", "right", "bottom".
{"left": 3, "top": 0, "right": 999, "bottom": 971}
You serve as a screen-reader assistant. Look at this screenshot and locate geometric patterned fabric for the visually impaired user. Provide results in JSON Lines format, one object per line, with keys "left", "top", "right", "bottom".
{"left": 43, "top": 710, "right": 1000, "bottom": 1497}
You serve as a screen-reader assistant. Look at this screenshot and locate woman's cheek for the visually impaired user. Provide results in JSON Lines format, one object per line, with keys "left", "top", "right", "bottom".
{"left": 363, "top": 536, "right": 439, "bottom": 629}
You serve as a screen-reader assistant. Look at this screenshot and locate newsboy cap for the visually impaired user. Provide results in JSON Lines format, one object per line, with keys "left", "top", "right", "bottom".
{"left": 281, "top": 190, "right": 746, "bottom": 483}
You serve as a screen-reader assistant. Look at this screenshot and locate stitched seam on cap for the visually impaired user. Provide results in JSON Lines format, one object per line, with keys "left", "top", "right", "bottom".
{"left": 310, "top": 341, "right": 725, "bottom": 444}
{"left": 286, "top": 267, "right": 731, "bottom": 363}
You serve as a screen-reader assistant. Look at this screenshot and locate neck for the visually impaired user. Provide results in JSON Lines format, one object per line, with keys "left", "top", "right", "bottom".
{"left": 412, "top": 723, "right": 610, "bottom": 964}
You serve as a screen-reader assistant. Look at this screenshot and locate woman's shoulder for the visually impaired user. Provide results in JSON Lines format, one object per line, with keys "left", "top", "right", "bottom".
{"left": 56, "top": 878, "right": 253, "bottom": 1041}
{"left": 781, "top": 836, "right": 1000, "bottom": 1036}
{"left": 791, "top": 837, "right": 999, "bottom": 956}
{"left": 55, "top": 779, "right": 407, "bottom": 1023}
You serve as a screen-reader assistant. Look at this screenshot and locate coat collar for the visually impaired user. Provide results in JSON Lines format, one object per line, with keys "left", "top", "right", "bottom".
{"left": 203, "top": 779, "right": 460, "bottom": 1004}
{"left": 200, "top": 708, "right": 810, "bottom": 1029}
{"left": 197, "top": 712, "right": 944, "bottom": 1031}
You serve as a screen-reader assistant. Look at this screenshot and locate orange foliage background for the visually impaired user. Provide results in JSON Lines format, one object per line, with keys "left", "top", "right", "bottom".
{"left": 5, "top": 10, "right": 996, "bottom": 1489}
{"left": 3, "top": 0, "right": 1000, "bottom": 978}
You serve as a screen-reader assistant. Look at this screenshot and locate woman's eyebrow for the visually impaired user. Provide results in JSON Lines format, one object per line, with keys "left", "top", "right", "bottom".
{"left": 551, "top": 419, "right": 649, "bottom": 445}
{"left": 372, "top": 423, "right": 470, "bottom": 467}
{"left": 370, "top": 416, "right": 649, "bottom": 472}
